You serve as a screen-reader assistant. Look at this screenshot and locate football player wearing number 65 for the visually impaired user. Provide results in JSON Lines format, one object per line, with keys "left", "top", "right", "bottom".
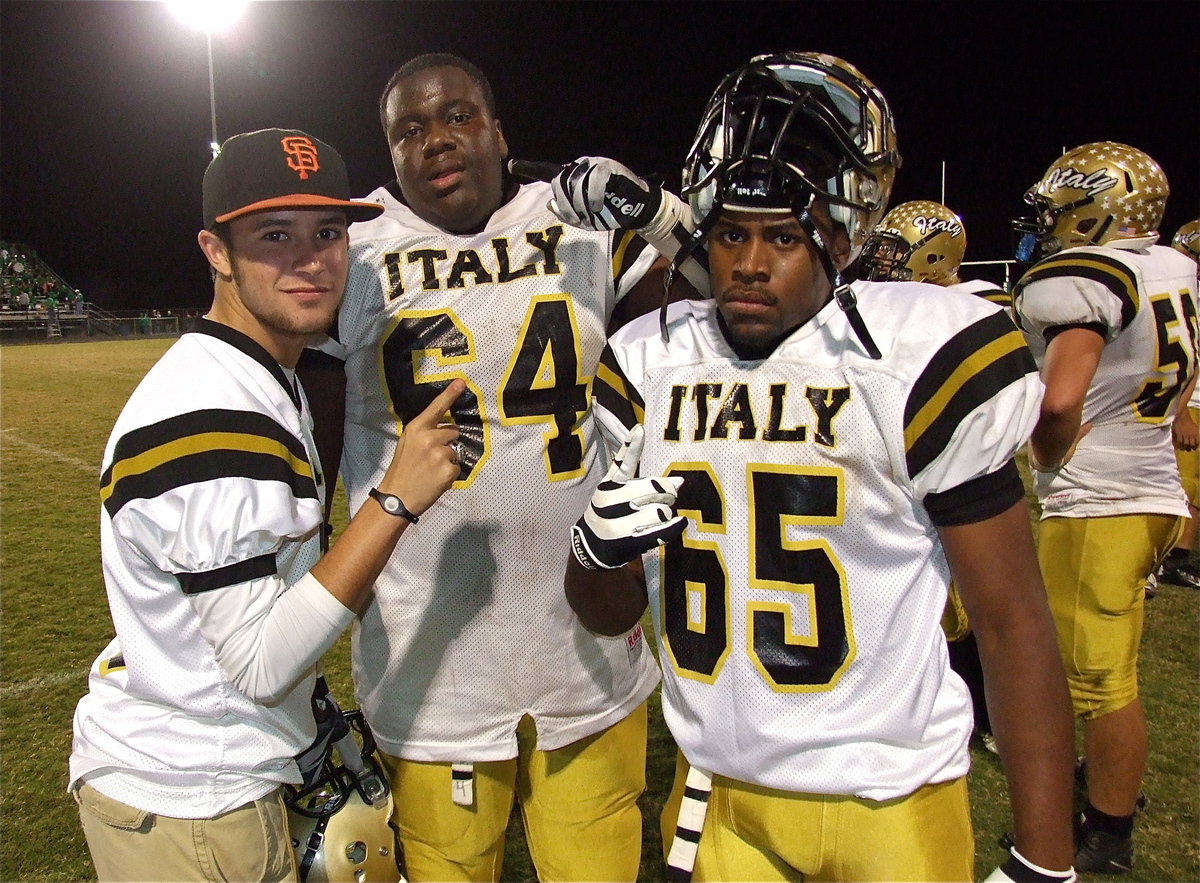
{"left": 299, "top": 53, "right": 695, "bottom": 882}
{"left": 560, "top": 53, "right": 1076, "bottom": 882}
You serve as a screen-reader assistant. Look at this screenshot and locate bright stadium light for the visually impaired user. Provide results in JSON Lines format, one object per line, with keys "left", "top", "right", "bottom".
{"left": 166, "top": 1, "right": 249, "bottom": 157}
{"left": 166, "top": 0, "right": 246, "bottom": 34}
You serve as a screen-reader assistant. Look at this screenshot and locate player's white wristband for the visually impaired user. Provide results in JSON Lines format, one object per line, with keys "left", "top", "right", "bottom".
{"left": 639, "top": 190, "right": 690, "bottom": 242}
{"left": 1026, "top": 454, "right": 1060, "bottom": 473}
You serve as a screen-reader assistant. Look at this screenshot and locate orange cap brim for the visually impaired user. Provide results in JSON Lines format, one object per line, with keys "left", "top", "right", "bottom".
{"left": 214, "top": 193, "right": 383, "bottom": 224}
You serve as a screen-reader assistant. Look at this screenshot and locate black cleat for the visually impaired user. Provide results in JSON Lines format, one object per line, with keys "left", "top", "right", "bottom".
{"left": 1075, "top": 829, "right": 1134, "bottom": 874}
{"left": 1158, "top": 559, "right": 1200, "bottom": 590}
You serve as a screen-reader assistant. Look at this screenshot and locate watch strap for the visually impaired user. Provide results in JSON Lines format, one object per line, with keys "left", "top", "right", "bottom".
{"left": 368, "top": 487, "right": 419, "bottom": 524}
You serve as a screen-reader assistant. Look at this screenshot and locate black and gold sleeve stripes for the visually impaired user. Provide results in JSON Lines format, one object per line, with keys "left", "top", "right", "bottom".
{"left": 610, "top": 227, "right": 710, "bottom": 293}
{"left": 904, "top": 311, "right": 1036, "bottom": 479}
{"left": 1013, "top": 251, "right": 1138, "bottom": 336}
{"left": 593, "top": 345, "right": 644, "bottom": 433}
{"left": 611, "top": 230, "right": 648, "bottom": 293}
{"left": 100, "top": 409, "right": 317, "bottom": 518}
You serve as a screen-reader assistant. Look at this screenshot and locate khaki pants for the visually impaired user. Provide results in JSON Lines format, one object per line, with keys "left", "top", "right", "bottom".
{"left": 382, "top": 702, "right": 648, "bottom": 882}
{"left": 76, "top": 781, "right": 297, "bottom": 882}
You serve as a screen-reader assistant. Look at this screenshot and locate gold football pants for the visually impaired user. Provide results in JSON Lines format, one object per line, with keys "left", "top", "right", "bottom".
{"left": 382, "top": 702, "right": 647, "bottom": 882}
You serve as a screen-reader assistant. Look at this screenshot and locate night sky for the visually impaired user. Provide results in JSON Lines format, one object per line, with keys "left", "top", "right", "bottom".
{"left": 2, "top": 0, "right": 1197, "bottom": 311}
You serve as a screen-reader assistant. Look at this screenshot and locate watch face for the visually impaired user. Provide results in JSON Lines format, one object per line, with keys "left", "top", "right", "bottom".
{"left": 383, "top": 496, "right": 400, "bottom": 513}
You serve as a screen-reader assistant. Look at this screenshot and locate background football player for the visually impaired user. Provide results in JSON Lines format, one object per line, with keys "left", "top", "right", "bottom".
{"left": 858, "top": 198, "right": 1014, "bottom": 753}
{"left": 859, "top": 199, "right": 1010, "bottom": 305}
{"left": 553, "top": 52, "right": 1075, "bottom": 883}
{"left": 1012, "top": 143, "right": 1198, "bottom": 874}
{"left": 299, "top": 53, "right": 695, "bottom": 882}
{"left": 1155, "top": 219, "right": 1200, "bottom": 590}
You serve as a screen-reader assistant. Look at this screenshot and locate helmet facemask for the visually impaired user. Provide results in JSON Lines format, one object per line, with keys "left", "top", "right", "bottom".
{"left": 669, "top": 53, "right": 900, "bottom": 358}
{"left": 858, "top": 231, "right": 914, "bottom": 281}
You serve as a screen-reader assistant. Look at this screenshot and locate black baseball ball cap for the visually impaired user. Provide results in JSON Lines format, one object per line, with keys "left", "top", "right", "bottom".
{"left": 202, "top": 128, "right": 383, "bottom": 229}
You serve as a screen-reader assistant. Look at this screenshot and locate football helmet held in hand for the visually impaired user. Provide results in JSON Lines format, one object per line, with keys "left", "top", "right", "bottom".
{"left": 1013, "top": 142, "right": 1168, "bottom": 260}
{"left": 859, "top": 200, "right": 966, "bottom": 285}
{"left": 287, "top": 709, "right": 405, "bottom": 883}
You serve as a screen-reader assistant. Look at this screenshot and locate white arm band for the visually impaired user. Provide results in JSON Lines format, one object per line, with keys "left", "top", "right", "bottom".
{"left": 189, "top": 571, "right": 355, "bottom": 705}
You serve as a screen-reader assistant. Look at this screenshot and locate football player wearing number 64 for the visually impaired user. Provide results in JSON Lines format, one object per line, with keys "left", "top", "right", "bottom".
{"left": 299, "top": 52, "right": 697, "bottom": 882}
{"left": 559, "top": 53, "right": 1076, "bottom": 882}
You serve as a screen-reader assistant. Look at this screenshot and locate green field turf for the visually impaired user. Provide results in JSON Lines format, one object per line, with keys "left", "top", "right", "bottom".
{"left": 2, "top": 338, "right": 1196, "bottom": 882}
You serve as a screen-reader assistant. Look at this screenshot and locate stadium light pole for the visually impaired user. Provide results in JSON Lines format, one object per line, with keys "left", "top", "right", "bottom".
{"left": 166, "top": 1, "right": 248, "bottom": 157}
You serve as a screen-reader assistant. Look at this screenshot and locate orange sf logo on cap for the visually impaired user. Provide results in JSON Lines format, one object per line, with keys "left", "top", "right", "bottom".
{"left": 281, "top": 136, "right": 320, "bottom": 180}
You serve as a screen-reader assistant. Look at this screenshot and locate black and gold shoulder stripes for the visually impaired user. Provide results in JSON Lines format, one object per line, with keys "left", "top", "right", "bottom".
{"left": 1013, "top": 251, "right": 1139, "bottom": 332}
{"left": 100, "top": 408, "right": 317, "bottom": 518}
{"left": 904, "top": 310, "right": 1036, "bottom": 479}
{"left": 592, "top": 344, "right": 645, "bottom": 432}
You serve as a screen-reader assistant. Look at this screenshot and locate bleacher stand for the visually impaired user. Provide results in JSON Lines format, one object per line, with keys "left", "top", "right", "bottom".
{"left": 1, "top": 240, "right": 188, "bottom": 342}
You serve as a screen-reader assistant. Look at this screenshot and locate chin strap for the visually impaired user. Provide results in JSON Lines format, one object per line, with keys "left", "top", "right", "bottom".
{"left": 793, "top": 201, "right": 882, "bottom": 360}
{"left": 660, "top": 213, "right": 717, "bottom": 343}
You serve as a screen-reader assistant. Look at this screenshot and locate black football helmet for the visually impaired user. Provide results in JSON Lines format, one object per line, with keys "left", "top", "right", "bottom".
{"left": 675, "top": 51, "right": 901, "bottom": 357}
{"left": 682, "top": 52, "right": 900, "bottom": 260}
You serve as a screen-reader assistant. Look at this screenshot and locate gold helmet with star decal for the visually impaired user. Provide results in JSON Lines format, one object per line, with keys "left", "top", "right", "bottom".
{"left": 1013, "top": 142, "right": 1168, "bottom": 260}
{"left": 858, "top": 200, "right": 966, "bottom": 285}
{"left": 1172, "top": 219, "right": 1199, "bottom": 262}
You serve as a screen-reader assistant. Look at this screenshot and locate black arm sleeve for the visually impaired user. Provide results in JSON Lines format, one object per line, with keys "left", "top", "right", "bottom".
{"left": 1044, "top": 321, "right": 1106, "bottom": 344}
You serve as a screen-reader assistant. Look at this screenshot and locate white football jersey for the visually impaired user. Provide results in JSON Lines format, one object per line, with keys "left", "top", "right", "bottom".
{"left": 1014, "top": 241, "right": 1198, "bottom": 517}
{"left": 70, "top": 321, "right": 326, "bottom": 817}
{"left": 592, "top": 284, "right": 1043, "bottom": 800}
{"left": 948, "top": 277, "right": 1011, "bottom": 309}
{"left": 326, "top": 182, "right": 660, "bottom": 760}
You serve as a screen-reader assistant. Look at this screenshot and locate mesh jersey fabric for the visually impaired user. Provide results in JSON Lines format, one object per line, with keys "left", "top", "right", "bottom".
{"left": 70, "top": 323, "right": 326, "bottom": 817}
{"left": 591, "top": 282, "right": 1042, "bottom": 800}
{"left": 325, "top": 182, "right": 661, "bottom": 760}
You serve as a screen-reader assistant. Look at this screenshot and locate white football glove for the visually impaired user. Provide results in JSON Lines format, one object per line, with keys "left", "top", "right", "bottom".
{"left": 571, "top": 425, "right": 686, "bottom": 570}
{"left": 550, "top": 156, "right": 664, "bottom": 232}
{"left": 985, "top": 847, "right": 1076, "bottom": 883}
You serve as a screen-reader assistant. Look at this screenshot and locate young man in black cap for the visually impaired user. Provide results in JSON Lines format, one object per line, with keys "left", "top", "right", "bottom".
{"left": 69, "top": 128, "right": 464, "bottom": 882}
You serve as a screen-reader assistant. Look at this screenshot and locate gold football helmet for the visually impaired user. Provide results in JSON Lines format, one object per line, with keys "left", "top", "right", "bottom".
{"left": 1173, "top": 219, "right": 1200, "bottom": 261}
{"left": 1013, "top": 142, "right": 1169, "bottom": 259}
{"left": 858, "top": 200, "right": 966, "bottom": 285}
{"left": 287, "top": 710, "right": 405, "bottom": 883}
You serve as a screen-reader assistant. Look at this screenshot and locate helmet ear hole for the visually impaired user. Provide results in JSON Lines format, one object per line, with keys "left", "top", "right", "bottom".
{"left": 1076, "top": 218, "right": 1098, "bottom": 234}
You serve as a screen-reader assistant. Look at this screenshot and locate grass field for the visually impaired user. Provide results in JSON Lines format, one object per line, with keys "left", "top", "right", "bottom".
{"left": 1, "top": 337, "right": 1196, "bottom": 882}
